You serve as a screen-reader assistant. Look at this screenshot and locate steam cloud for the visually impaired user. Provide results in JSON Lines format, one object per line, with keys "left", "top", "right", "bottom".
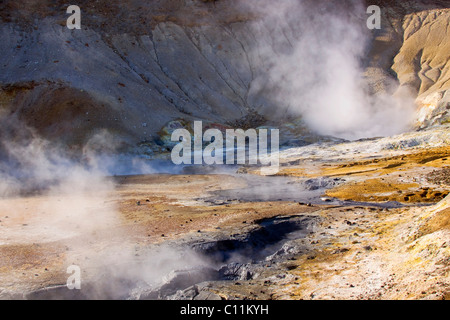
{"left": 0, "top": 0, "right": 420, "bottom": 297}
{"left": 0, "top": 119, "right": 190, "bottom": 295}
{"left": 242, "top": 0, "right": 416, "bottom": 140}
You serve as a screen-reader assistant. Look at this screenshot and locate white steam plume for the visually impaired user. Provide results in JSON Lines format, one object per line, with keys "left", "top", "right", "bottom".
{"left": 242, "top": 0, "right": 416, "bottom": 140}
{"left": 0, "top": 120, "right": 207, "bottom": 297}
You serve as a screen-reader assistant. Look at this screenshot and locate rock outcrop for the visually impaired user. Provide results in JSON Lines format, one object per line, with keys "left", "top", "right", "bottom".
{"left": 369, "top": 1, "right": 450, "bottom": 128}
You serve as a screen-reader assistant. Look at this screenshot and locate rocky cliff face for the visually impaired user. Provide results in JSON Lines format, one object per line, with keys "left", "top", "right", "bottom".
{"left": 367, "top": 0, "right": 450, "bottom": 128}
{"left": 0, "top": 0, "right": 448, "bottom": 153}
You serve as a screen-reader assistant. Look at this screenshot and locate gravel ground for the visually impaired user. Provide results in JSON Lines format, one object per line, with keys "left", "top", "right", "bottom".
{"left": 427, "top": 167, "right": 450, "bottom": 186}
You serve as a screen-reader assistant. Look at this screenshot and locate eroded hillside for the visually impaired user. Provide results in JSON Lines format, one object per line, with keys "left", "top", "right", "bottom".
{"left": 0, "top": 0, "right": 448, "bottom": 153}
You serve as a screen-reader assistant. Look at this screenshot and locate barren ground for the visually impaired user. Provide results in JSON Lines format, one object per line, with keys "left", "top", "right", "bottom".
{"left": 0, "top": 139, "right": 449, "bottom": 300}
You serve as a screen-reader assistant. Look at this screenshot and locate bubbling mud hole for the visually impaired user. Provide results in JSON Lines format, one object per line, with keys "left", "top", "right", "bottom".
{"left": 25, "top": 214, "right": 318, "bottom": 300}
{"left": 138, "top": 214, "right": 318, "bottom": 300}
{"left": 190, "top": 215, "right": 315, "bottom": 264}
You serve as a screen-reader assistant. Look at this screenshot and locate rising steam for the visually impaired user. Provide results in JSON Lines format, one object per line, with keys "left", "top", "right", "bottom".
{"left": 0, "top": 0, "right": 421, "bottom": 298}
{"left": 242, "top": 0, "right": 416, "bottom": 140}
{"left": 0, "top": 118, "right": 191, "bottom": 294}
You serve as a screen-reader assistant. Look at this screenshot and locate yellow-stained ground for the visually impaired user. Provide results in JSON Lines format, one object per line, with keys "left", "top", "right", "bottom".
{"left": 0, "top": 146, "right": 449, "bottom": 299}
{"left": 274, "top": 199, "right": 450, "bottom": 300}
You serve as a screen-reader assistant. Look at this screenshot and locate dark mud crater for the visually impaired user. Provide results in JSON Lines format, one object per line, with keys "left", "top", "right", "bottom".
{"left": 25, "top": 214, "right": 318, "bottom": 300}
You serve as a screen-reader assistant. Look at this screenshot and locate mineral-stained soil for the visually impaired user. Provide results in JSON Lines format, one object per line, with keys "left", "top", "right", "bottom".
{"left": 0, "top": 133, "right": 448, "bottom": 300}
{"left": 323, "top": 147, "right": 450, "bottom": 203}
